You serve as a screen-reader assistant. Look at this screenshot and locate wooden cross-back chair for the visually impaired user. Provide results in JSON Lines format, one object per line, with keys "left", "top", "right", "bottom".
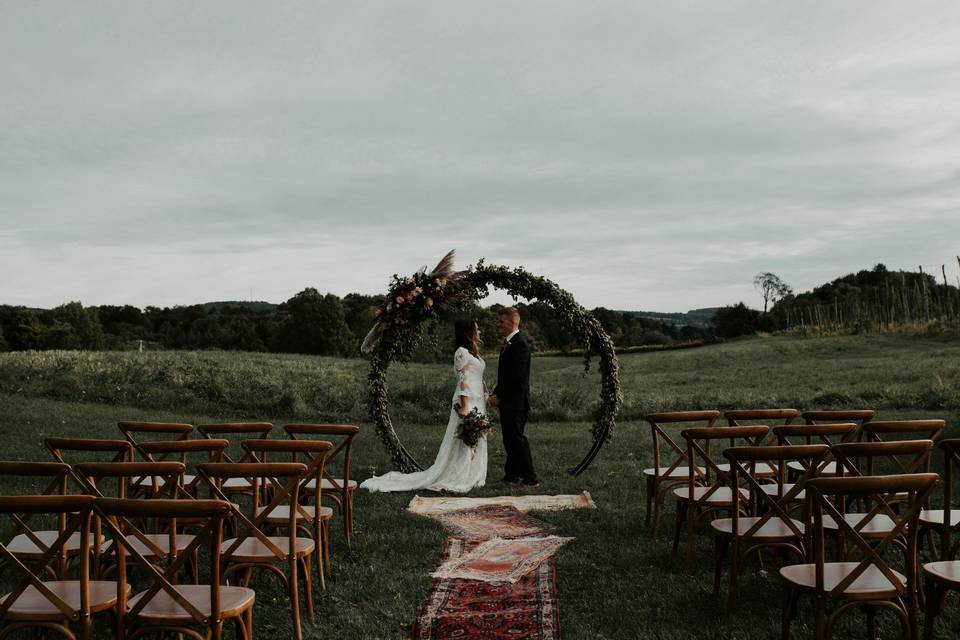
{"left": 0, "top": 494, "right": 122, "bottom": 640}
{"left": 284, "top": 424, "right": 360, "bottom": 545}
{"left": 118, "top": 422, "right": 193, "bottom": 496}
{"left": 45, "top": 438, "right": 134, "bottom": 468}
{"left": 199, "top": 462, "right": 315, "bottom": 640}
{"left": 775, "top": 423, "right": 859, "bottom": 482}
{"left": 803, "top": 409, "right": 876, "bottom": 427}
{"left": 137, "top": 439, "right": 229, "bottom": 498}
{"left": 94, "top": 496, "right": 255, "bottom": 640}
{"left": 725, "top": 408, "right": 799, "bottom": 427}
{"left": 197, "top": 423, "right": 274, "bottom": 498}
{"left": 242, "top": 439, "right": 334, "bottom": 589}
{"left": 642, "top": 410, "right": 720, "bottom": 535}
{"left": 73, "top": 462, "right": 192, "bottom": 582}
{"left": 718, "top": 409, "right": 800, "bottom": 477}
{"left": 922, "top": 438, "right": 960, "bottom": 640}
{"left": 0, "top": 462, "right": 79, "bottom": 580}
{"left": 780, "top": 473, "right": 938, "bottom": 640}
{"left": 673, "top": 425, "right": 769, "bottom": 565}
{"left": 711, "top": 444, "right": 830, "bottom": 606}
{"left": 830, "top": 440, "right": 934, "bottom": 552}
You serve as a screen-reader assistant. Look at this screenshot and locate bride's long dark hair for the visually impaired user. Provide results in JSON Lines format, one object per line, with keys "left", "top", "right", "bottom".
{"left": 454, "top": 319, "right": 480, "bottom": 358}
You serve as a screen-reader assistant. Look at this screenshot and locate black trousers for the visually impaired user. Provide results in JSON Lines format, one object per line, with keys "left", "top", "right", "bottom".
{"left": 500, "top": 406, "right": 537, "bottom": 481}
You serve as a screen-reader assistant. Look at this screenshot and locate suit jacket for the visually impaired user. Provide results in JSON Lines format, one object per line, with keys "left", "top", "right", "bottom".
{"left": 494, "top": 331, "right": 531, "bottom": 412}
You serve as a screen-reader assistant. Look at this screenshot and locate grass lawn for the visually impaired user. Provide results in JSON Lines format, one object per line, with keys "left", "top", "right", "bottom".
{"left": 1, "top": 334, "right": 959, "bottom": 638}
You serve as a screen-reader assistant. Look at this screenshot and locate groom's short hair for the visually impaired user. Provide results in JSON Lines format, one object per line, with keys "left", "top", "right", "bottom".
{"left": 500, "top": 306, "right": 520, "bottom": 323}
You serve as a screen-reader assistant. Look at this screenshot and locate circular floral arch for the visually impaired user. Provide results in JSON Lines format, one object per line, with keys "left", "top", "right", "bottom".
{"left": 364, "top": 252, "right": 622, "bottom": 476}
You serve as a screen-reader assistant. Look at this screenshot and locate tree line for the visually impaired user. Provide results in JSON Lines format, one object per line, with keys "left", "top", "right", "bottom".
{"left": 0, "top": 290, "right": 713, "bottom": 359}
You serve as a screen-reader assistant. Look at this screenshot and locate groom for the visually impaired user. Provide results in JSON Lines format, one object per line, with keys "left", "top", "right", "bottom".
{"left": 488, "top": 306, "right": 539, "bottom": 487}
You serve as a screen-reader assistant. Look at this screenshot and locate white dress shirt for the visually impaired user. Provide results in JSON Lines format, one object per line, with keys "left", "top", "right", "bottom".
{"left": 505, "top": 329, "right": 519, "bottom": 344}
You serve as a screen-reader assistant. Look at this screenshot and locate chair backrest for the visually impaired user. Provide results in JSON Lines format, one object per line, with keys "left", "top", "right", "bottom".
{"left": 197, "top": 422, "right": 273, "bottom": 464}
{"left": 643, "top": 411, "right": 720, "bottom": 481}
{"left": 680, "top": 425, "right": 769, "bottom": 504}
{"left": 137, "top": 440, "right": 228, "bottom": 494}
{"left": 74, "top": 462, "right": 186, "bottom": 500}
{"left": 241, "top": 439, "right": 333, "bottom": 512}
{"left": 802, "top": 410, "right": 875, "bottom": 433}
{"left": 94, "top": 497, "right": 231, "bottom": 632}
{"left": 725, "top": 444, "right": 830, "bottom": 543}
{"left": 0, "top": 495, "right": 96, "bottom": 623}
{"left": 861, "top": 419, "right": 945, "bottom": 448}
{"left": 284, "top": 424, "right": 359, "bottom": 494}
{"left": 805, "top": 474, "right": 937, "bottom": 598}
{"left": 45, "top": 437, "right": 134, "bottom": 465}
{"left": 725, "top": 408, "right": 799, "bottom": 426}
{"left": 119, "top": 422, "right": 193, "bottom": 468}
{"left": 199, "top": 462, "right": 308, "bottom": 564}
{"left": 832, "top": 439, "right": 934, "bottom": 478}
{"left": 773, "top": 423, "right": 858, "bottom": 474}
{"left": 0, "top": 462, "right": 73, "bottom": 551}
{"left": 938, "top": 439, "right": 960, "bottom": 560}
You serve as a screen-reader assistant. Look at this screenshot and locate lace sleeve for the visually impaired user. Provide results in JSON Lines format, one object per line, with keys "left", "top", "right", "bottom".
{"left": 454, "top": 348, "right": 472, "bottom": 395}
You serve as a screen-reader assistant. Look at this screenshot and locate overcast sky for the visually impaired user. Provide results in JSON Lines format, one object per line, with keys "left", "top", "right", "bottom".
{"left": 3, "top": 2, "right": 960, "bottom": 312}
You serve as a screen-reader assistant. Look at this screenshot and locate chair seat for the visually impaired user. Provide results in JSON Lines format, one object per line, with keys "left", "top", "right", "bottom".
{"left": 711, "top": 517, "right": 804, "bottom": 540}
{"left": 673, "top": 486, "right": 747, "bottom": 505}
{"left": 716, "top": 462, "right": 775, "bottom": 476}
{"left": 919, "top": 509, "right": 960, "bottom": 528}
{"left": 780, "top": 562, "right": 906, "bottom": 597}
{"left": 923, "top": 560, "right": 960, "bottom": 586}
{"left": 302, "top": 478, "right": 358, "bottom": 492}
{"left": 128, "top": 584, "right": 255, "bottom": 621}
{"left": 822, "top": 513, "right": 897, "bottom": 536}
{"left": 221, "top": 536, "right": 315, "bottom": 561}
{"left": 1, "top": 581, "right": 129, "bottom": 620}
{"left": 643, "top": 466, "right": 705, "bottom": 479}
{"left": 787, "top": 460, "right": 838, "bottom": 476}
{"left": 222, "top": 477, "right": 272, "bottom": 490}
{"left": 7, "top": 531, "right": 104, "bottom": 558}
{"left": 104, "top": 534, "right": 196, "bottom": 558}
{"left": 759, "top": 483, "right": 805, "bottom": 500}
{"left": 255, "top": 505, "right": 333, "bottom": 523}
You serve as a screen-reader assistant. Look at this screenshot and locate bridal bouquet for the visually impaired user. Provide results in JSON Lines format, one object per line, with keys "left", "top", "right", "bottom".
{"left": 456, "top": 407, "right": 492, "bottom": 448}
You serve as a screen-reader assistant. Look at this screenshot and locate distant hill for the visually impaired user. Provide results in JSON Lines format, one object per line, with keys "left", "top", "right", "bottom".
{"left": 619, "top": 308, "right": 719, "bottom": 328}
{"left": 196, "top": 301, "right": 279, "bottom": 313}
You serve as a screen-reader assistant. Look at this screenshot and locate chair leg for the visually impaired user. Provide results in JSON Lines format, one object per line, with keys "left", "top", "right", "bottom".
{"left": 713, "top": 536, "right": 728, "bottom": 595}
{"left": 781, "top": 587, "right": 798, "bottom": 640}
{"left": 923, "top": 576, "right": 942, "bottom": 640}
{"left": 814, "top": 595, "right": 826, "bottom": 640}
{"left": 323, "top": 520, "right": 331, "bottom": 575}
{"left": 671, "top": 501, "right": 685, "bottom": 557}
{"left": 865, "top": 606, "right": 876, "bottom": 640}
{"left": 302, "top": 555, "right": 315, "bottom": 620}
{"left": 315, "top": 522, "right": 326, "bottom": 591}
{"left": 289, "top": 559, "right": 302, "bottom": 640}
{"left": 645, "top": 476, "right": 655, "bottom": 528}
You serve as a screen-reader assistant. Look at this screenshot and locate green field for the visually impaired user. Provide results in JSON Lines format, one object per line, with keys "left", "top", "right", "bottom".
{"left": 0, "top": 334, "right": 959, "bottom": 639}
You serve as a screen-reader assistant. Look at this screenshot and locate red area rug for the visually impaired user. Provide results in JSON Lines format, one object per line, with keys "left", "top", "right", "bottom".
{"left": 412, "top": 539, "right": 561, "bottom": 640}
{"left": 431, "top": 504, "right": 553, "bottom": 541}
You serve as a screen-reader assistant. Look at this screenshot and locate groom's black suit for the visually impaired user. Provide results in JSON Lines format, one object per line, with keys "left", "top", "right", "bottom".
{"left": 493, "top": 331, "right": 537, "bottom": 483}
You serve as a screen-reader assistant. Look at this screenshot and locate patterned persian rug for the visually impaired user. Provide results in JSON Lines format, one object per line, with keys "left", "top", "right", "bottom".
{"left": 412, "top": 539, "right": 562, "bottom": 640}
{"left": 431, "top": 535, "right": 572, "bottom": 584}
{"left": 408, "top": 491, "right": 595, "bottom": 515}
{"left": 431, "top": 504, "right": 553, "bottom": 541}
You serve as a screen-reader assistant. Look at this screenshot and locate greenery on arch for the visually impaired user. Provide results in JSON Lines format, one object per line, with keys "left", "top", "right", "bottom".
{"left": 364, "top": 253, "right": 622, "bottom": 475}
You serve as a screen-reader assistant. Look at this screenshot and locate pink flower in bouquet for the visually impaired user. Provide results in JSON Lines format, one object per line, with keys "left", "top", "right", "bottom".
{"left": 395, "top": 295, "right": 404, "bottom": 305}
{"left": 425, "top": 297, "right": 434, "bottom": 308}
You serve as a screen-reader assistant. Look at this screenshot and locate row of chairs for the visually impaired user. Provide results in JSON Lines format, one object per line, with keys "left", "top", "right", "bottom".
{"left": 641, "top": 409, "right": 959, "bottom": 639}
{"left": 0, "top": 420, "right": 361, "bottom": 640}
{"left": 116, "top": 420, "right": 360, "bottom": 546}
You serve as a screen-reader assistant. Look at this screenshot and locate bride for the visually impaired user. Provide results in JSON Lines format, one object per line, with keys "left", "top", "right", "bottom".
{"left": 361, "top": 319, "right": 488, "bottom": 493}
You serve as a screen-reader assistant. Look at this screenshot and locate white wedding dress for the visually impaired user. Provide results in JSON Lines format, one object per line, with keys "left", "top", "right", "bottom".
{"left": 361, "top": 347, "right": 488, "bottom": 493}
